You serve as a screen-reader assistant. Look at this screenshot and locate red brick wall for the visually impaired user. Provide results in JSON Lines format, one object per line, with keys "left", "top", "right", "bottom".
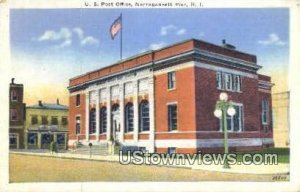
{"left": 154, "top": 67, "right": 197, "bottom": 138}
{"left": 68, "top": 93, "right": 86, "bottom": 139}
{"left": 194, "top": 67, "right": 261, "bottom": 132}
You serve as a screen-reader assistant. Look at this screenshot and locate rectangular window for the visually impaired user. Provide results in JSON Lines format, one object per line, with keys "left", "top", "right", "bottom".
{"left": 56, "top": 134, "right": 65, "bottom": 145}
{"left": 11, "top": 90, "right": 18, "bottom": 101}
{"left": 220, "top": 105, "right": 243, "bottom": 132}
{"left": 225, "top": 73, "right": 233, "bottom": 90}
{"left": 41, "top": 116, "right": 48, "bottom": 125}
{"left": 76, "top": 116, "right": 81, "bottom": 135}
{"left": 41, "top": 134, "right": 52, "bottom": 145}
{"left": 168, "top": 104, "right": 177, "bottom": 131}
{"left": 10, "top": 109, "right": 18, "bottom": 121}
{"left": 234, "top": 75, "right": 241, "bottom": 91}
{"left": 9, "top": 134, "right": 18, "bottom": 148}
{"left": 51, "top": 117, "right": 58, "bottom": 125}
{"left": 27, "top": 133, "right": 38, "bottom": 145}
{"left": 100, "top": 108, "right": 107, "bottom": 133}
{"left": 61, "top": 116, "right": 68, "bottom": 125}
{"left": 167, "top": 71, "right": 176, "bottom": 89}
{"left": 262, "top": 99, "right": 269, "bottom": 125}
{"left": 216, "top": 72, "right": 241, "bottom": 92}
{"left": 31, "top": 115, "right": 38, "bottom": 125}
{"left": 76, "top": 94, "right": 80, "bottom": 106}
{"left": 216, "top": 72, "right": 222, "bottom": 89}
{"left": 89, "top": 109, "right": 96, "bottom": 134}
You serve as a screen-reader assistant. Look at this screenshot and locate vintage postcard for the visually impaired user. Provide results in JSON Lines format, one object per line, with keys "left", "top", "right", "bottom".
{"left": 0, "top": 0, "right": 299, "bottom": 191}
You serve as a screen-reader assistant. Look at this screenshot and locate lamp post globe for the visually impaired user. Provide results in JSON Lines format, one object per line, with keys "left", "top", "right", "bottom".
{"left": 227, "top": 106, "right": 236, "bottom": 116}
{"left": 214, "top": 109, "right": 222, "bottom": 118}
{"left": 219, "top": 92, "right": 228, "bottom": 101}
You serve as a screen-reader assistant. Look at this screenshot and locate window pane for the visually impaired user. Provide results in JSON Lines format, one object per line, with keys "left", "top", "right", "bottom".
{"left": 57, "top": 134, "right": 65, "bottom": 145}
{"left": 168, "top": 105, "right": 177, "bottom": 131}
{"left": 28, "top": 133, "right": 37, "bottom": 145}
{"left": 216, "top": 72, "right": 222, "bottom": 89}
{"left": 76, "top": 94, "right": 80, "bottom": 106}
{"left": 51, "top": 117, "right": 58, "bottom": 125}
{"left": 41, "top": 134, "right": 52, "bottom": 144}
{"left": 100, "top": 107, "right": 107, "bottom": 133}
{"left": 168, "top": 72, "right": 176, "bottom": 89}
{"left": 125, "top": 103, "right": 134, "bottom": 132}
{"left": 139, "top": 101, "right": 149, "bottom": 132}
{"left": 62, "top": 117, "right": 68, "bottom": 125}
{"left": 31, "top": 116, "right": 38, "bottom": 125}
{"left": 89, "top": 109, "right": 96, "bottom": 134}
{"left": 233, "top": 106, "right": 240, "bottom": 131}
{"left": 76, "top": 116, "right": 81, "bottom": 134}
{"left": 222, "top": 105, "right": 243, "bottom": 132}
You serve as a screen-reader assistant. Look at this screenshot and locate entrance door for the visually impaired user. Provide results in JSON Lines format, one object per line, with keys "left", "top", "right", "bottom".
{"left": 111, "top": 104, "right": 120, "bottom": 143}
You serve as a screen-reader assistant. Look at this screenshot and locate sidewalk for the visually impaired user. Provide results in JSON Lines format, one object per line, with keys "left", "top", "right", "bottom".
{"left": 10, "top": 150, "right": 289, "bottom": 175}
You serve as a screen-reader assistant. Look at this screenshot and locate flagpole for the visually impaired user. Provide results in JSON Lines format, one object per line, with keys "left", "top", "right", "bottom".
{"left": 120, "top": 13, "right": 122, "bottom": 60}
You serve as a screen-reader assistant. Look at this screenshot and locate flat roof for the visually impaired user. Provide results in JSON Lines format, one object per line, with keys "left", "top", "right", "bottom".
{"left": 69, "top": 38, "right": 257, "bottom": 87}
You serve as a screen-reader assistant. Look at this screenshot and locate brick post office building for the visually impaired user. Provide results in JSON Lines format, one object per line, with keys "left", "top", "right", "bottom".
{"left": 68, "top": 39, "right": 273, "bottom": 154}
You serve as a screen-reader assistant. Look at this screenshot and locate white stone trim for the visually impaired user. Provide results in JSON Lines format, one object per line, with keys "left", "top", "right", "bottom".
{"left": 194, "top": 61, "right": 258, "bottom": 79}
{"left": 70, "top": 90, "right": 85, "bottom": 96}
{"left": 154, "top": 61, "right": 195, "bottom": 75}
{"left": 95, "top": 90, "right": 100, "bottom": 141}
{"left": 119, "top": 83, "right": 125, "bottom": 142}
{"left": 155, "top": 138, "right": 272, "bottom": 148}
{"left": 148, "top": 77, "right": 155, "bottom": 153}
{"left": 85, "top": 91, "right": 89, "bottom": 142}
{"left": 133, "top": 80, "right": 139, "bottom": 142}
{"left": 195, "top": 49, "right": 259, "bottom": 69}
{"left": 155, "top": 139, "right": 196, "bottom": 148}
{"left": 106, "top": 86, "right": 111, "bottom": 141}
{"left": 196, "top": 138, "right": 270, "bottom": 148}
{"left": 258, "top": 88, "right": 271, "bottom": 93}
{"left": 262, "top": 138, "right": 274, "bottom": 145}
{"left": 9, "top": 126, "right": 23, "bottom": 129}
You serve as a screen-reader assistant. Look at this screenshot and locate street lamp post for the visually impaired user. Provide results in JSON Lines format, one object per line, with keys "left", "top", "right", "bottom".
{"left": 214, "top": 92, "right": 236, "bottom": 169}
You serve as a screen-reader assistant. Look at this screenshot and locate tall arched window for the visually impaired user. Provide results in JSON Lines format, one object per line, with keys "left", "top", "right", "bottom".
{"left": 139, "top": 100, "right": 149, "bottom": 132}
{"left": 125, "top": 103, "right": 134, "bottom": 132}
{"left": 262, "top": 99, "right": 269, "bottom": 125}
{"left": 89, "top": 108, "right": 96, "bottom": 134}
{"left": 100, "top": 107, "right": 107, "bottom": 133}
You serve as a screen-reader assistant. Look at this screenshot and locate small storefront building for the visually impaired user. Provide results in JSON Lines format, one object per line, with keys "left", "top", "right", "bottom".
{"left": 26, "top": 126, "right": 68, "bottom": 149}
{"left": 25, "top": 99, "right": 68, "bottom": 150}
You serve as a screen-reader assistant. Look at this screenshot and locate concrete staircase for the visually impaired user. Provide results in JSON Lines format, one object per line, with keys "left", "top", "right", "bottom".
{"left": 72, "top": 143, "right": 109, "bottom": 156}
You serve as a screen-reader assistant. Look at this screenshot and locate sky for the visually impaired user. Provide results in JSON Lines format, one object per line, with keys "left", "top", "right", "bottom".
{"left": 10, "top": 8, "right": 289, "bottom": 105}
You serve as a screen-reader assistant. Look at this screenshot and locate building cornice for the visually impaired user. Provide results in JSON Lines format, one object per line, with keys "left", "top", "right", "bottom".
{"left": 68, "top": 49, "right": 262, "bottom": 93}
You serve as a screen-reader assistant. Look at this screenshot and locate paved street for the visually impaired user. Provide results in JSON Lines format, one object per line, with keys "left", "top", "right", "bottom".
{"left": 9, "top": 153, "right": 289, "bottom": 182}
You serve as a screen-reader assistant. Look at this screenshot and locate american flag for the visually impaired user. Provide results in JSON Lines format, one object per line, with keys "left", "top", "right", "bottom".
{"left": 110, "top": 15, "right": 122, "bottom": 40}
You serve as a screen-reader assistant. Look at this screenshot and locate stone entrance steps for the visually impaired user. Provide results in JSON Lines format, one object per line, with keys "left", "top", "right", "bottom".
{"left": 72, "top": 143, "right": 109, "bottom": 156}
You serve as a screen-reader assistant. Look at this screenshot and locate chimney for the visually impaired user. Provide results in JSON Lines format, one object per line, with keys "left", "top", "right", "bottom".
{"left": 57, "top": 98, "right": 60, "bottom": 105}
{"left": 222, "top": 39, "right": 226, "bottom": 45}
{"left": 222, "top": 39, "right": 236, "bottom": 50}
{"left": 11, "top": 78, "right": 15, "bottom": 84}
{"left": 38, "top": 100, "right": 43, "bottom": 106}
